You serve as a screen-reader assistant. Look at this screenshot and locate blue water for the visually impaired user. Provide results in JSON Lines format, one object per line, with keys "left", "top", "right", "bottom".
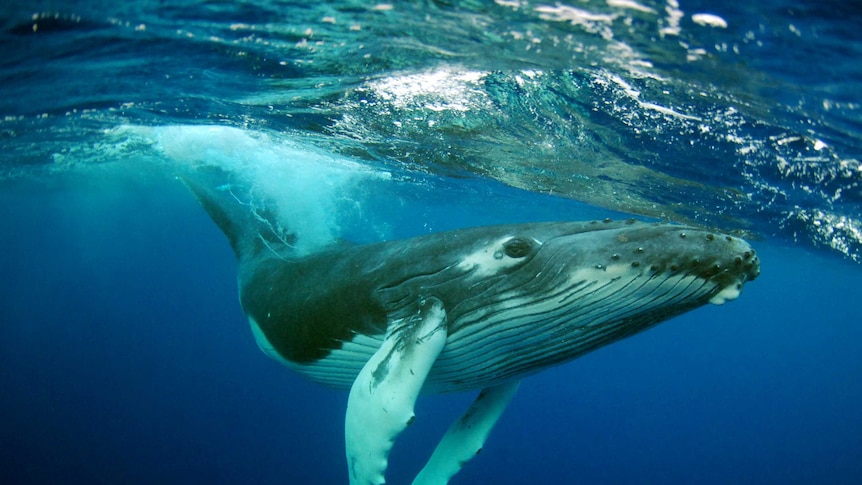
{"left": 1, "top": 1, "right": 861, "bottom": 484}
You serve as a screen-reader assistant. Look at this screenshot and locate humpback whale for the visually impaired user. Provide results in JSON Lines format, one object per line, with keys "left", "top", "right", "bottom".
{"left": 187, "top": 180, "right": 759, "bottom": 485}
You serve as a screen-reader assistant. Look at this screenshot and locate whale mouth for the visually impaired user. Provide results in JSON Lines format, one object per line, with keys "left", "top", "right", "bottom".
{"left": 706, "top": 244, "right": 760, "bottom": 305}
{"left": 426, "top": 224, "right": 762, "bottom": 391}
{"left": 561, "top": 223, "right": 761, "bottom": 307}
{"left": 661, "top": 230, "right": 760, "bottom": 305}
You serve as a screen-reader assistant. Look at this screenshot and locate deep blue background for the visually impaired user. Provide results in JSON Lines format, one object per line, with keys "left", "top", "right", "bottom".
{"left": 2, "top": 0, "right": 862, "bottom": 483}
{"left": 1, "top": 169, "right": 860, "bottom": 484}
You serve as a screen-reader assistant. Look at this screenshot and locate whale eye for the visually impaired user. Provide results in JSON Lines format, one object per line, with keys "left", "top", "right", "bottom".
{"left": 503, "top": 237, "right": 534, "bottom": 258}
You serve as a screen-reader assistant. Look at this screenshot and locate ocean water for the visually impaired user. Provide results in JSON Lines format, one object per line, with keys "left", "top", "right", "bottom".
{"left": 1, "top": 1, "right": 860, "bottom": 484}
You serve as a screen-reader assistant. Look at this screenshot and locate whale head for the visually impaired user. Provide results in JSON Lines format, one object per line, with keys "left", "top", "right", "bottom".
{"left": 499, "top": 218, "right": 760, "bottom": 305}
{"left": 402, "top": 219, "right": 760, "bottom": 390}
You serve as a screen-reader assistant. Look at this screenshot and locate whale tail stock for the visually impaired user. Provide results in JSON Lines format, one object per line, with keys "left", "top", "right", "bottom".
{"left": 180, "top": 170, "right": 296, "bottom": 263}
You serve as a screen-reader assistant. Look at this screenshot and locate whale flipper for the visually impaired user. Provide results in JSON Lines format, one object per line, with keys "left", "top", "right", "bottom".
{"left": 346, "top": 298, "right": 448, "bottom": 485}
{"left": 413, "top": 381, "right": 521, "bottom": 485}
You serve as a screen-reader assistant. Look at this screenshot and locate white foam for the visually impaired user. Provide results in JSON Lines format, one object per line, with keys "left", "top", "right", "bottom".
{"left": 534, "top": 4, "right": 617, "bottom": 39}
{"left": 640, "top": 102, "right": 703, "bottom": 121}
{"left": 607, "top": 0, "right": 656, "bottom": 14}
{"left": 112, "top": 124, "right": 389, "bottom": 255}
{"left": 534, "top": 4, "right": 616, "bottom": 24}
{"left": 600, "top": 72, "right": 701, "bottom": 120}
{"left": 692, "top": 13, "right": 728, "bottom": 29}
{"left": 369, "top": 69, "right": 489, "bottom": 113}
{"left": 660, "top": 0, "right": 683, "bottom": 36}
{"left": 709, "top": 284, "right": 740, "bottom": 305}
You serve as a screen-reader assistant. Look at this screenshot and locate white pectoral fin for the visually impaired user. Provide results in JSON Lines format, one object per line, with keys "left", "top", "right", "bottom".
{"left": 412, "top": 381, "right": 521, "bottom": 485}
{"left": 346, "top": 298, "right": 448, "bottom": 485}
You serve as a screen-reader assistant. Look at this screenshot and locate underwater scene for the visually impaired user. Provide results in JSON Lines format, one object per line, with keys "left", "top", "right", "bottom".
{"left": 1, "top": 1, "right": 860, "bottom": 484}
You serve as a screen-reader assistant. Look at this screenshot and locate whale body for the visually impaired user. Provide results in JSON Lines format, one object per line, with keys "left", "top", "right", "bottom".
{"left": 187, "top": 180, "right": 760, "bottom": 485}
